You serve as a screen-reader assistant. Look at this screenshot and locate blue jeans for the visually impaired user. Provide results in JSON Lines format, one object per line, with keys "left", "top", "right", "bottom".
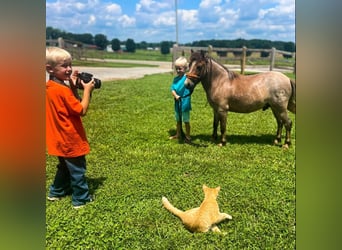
{"left": 49, "top": 156, "right": 91, "bottom": 206}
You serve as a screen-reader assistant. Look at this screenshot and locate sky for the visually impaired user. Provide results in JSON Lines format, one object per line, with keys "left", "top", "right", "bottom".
{"left": 46, "top": 0, "right": 295, "bottom": 44}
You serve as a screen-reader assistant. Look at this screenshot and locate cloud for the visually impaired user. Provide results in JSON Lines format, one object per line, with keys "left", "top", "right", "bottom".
{"left": 88, "top": 15, "right": 96, "bottom": 25}
{"left": 106, "top": 3, "right": 122, "bottom": 15}
{"left": 199, "top": 0, "right": 222, "bottom": 9}
{"left": 118, "top": 15, "right": 136, "bottom": 27}
{"left": 152, "top": 11, "right": 175, "bottom": 26}
{"left": 136, "top": 0, "right": 171, "bottom": 13}
{"left": 179, "top": 9, "right": 198, "bottom": 28}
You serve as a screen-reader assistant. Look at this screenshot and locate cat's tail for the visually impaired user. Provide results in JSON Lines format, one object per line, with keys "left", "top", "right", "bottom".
{"left": 162, "top": 197, "right": 184, "bottom": 217}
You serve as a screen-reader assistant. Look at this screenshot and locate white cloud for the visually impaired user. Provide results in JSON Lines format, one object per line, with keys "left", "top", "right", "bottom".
{"left": 153, "top": 12, "right": 175, "bottom": 26}
{"left": 179, "top": 9, "right": 198, "bottom": 27}
{"left": 136, "top": 0, "right": 170, "bottom": 13}
{"left": 200, "top": 0, "right": 222, "bottom": 9}
{"left": 106, "top": 3, "right": 122, "bottom": 15}
{"left": 88, "top": 15, "right": 96, "bottom": 25}
{"left": 118, "top": 15, "right": 136, "bottom": 27}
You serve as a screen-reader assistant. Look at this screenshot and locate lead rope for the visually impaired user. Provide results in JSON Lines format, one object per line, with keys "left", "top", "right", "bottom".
{"left": 176, "top": 87, "right": 194, "bottom": 142}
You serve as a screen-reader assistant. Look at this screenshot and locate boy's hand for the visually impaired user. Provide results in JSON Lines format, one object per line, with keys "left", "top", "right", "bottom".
{"left": 81, "top": 78, "right": 95, "bottom": 92}
{"left": 70, "top": 70, "right": 79, "bottom": 88}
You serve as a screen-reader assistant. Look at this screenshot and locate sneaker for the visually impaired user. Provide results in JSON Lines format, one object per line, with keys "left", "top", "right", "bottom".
{"left": 47, "top": 196, "right": 62, "bottom": 201}
{"left": 73, "top": 195, "right": 95, "bottom": 209}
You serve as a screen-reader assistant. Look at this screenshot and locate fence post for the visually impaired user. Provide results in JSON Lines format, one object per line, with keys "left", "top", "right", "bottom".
{"left": 208, "top": 45, "right": 213, "bottom": 57}
{"left": 269, "top": 47, "right": 276, "bottom": 71}
{"left": 57, "top": 37, "right": 64, "bottom": 48}
{"left": 293, "top": 60, "right": 296, "bottom": 74}
{"left": 240, "top": 46, "right": 247, "bottom": 74}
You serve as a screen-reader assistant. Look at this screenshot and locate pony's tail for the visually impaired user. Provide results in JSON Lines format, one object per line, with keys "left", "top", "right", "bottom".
{"left": 162, "top": 197, "right": 184, "bottom": 218}
{"left": 287, "top": 79, "right": 296, "bottom": 114}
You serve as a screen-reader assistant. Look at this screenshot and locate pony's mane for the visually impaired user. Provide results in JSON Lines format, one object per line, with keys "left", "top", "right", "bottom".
{"left": 209, "top": 56, "right": 239, "bottom": 81}
{"left": 190, "top": 51, "right": 239, "bottom": 81}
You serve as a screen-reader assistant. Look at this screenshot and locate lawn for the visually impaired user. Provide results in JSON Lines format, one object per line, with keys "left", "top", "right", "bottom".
{"left": 46, "top": 72, "right": 295, "bottom": 249}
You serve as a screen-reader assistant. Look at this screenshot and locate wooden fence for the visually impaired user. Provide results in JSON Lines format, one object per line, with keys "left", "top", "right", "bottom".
{"left": 172, "top": 45, "right": 295, "bottom": 74}
{"left": 46, "top": 38, "right": 295, "bottom": 74}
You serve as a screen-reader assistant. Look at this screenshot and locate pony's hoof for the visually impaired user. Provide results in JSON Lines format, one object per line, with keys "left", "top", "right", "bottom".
{"left": 273, "top": 139, "right": 281, "bottom": 145}
{"left": 282, "top": 143, "right": 290, "bottom": 149}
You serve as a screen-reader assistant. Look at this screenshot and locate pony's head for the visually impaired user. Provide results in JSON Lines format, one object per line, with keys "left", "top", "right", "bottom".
{"left": 184, "top": 50, "right": 208, "bottom": 91}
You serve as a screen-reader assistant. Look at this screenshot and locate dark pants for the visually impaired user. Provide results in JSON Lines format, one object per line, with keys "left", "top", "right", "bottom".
{"left": 49, "top": 156, "right": 91, "bottom": 206}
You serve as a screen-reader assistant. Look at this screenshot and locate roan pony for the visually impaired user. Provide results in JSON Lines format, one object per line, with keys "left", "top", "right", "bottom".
{"left": 184, "top": 50, "right": 296, "bottom": 148}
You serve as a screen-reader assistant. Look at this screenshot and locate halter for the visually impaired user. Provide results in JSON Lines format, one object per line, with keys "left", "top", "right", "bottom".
{"left": 186, "top": 56, "right": 214, "bottom": 85}
{"left": 185, "top": 72, "right": 200, "bottom": 82}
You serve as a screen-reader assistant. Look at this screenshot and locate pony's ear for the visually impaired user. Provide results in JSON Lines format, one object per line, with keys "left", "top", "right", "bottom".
{"left": 191, "top": 49, "right": 194, "bottom": 54}
{"left": 200, "top": 50, "right": 205, "bottom": 57}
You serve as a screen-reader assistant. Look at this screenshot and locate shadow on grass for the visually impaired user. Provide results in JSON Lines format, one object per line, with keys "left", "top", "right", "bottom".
{"left": 87, "top": 177, "right": 107, "bottom": 193}
{"left": 226, "top": 134, "right": 275, "bottom": 145}
{"left": 168, "top": 129, "right": 209, "bottom": 147}
{"left": 192, "top": 133, "right": 275, "bottom": 145}
{"left": 168, "top": 129, "right": 276, "bottom": 146}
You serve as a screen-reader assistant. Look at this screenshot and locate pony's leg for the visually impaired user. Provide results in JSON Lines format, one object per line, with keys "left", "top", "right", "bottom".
{"left": 283, "top": 116, "right": 292, "bottom": 148}
{"left": 212, "top": 111, "right": 219, "bottom": 141}
{"left": 277, "top": 110, "right": 293, "bottom": 148}
{"left": 219, "top": 111, "right": 227, "bottom": 146}
{"left": 272, "top": 108, "right": 293, "bottom": 147}
{"left": 271, "top": 109, "right": 283, "bottom": 145}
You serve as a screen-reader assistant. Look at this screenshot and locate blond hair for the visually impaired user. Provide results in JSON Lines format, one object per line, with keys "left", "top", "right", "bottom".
{"left": 46, "top": 47, "right": 72, "bottom": 67}
{"left": 174, "top": 56, "right": 188, "bottom": 68}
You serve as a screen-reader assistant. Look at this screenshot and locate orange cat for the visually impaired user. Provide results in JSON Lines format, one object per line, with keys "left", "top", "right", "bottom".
{"left": 162, "top": 185, "right": 232, "bottom": 233}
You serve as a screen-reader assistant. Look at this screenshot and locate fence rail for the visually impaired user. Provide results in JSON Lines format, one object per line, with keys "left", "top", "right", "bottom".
{"left": 172, "top": 45, "right": 295, "bottom": 74}
{"left": 46, "top": 38, "right": 295, "bottom": 74}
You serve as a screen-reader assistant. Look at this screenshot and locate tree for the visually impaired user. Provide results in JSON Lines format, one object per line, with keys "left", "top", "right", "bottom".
{"left": 46, "top": 26, "right": 63, "bottom": 39}
{"left": 111, "top": 38, "right": 121, "bottom": 52}
{"left": 259, "top": 40, "right": 272, "bottom": 58}
{"left": 76, "top": 33, "right": 94, "bottom": 45}
{"left": 125, "top": 38, "right": 136, "bottom": 52}
{"left": 94, "top": 34, "right": 108, "bottom": 50}
{"left": 160, "top": 41, "right": 170, "bottom": 55}
{"left": 283, "top": 42, "right": 295, "bottom": 59}
{"left": 139, "top": 41, "right": 148, "bottom": 50}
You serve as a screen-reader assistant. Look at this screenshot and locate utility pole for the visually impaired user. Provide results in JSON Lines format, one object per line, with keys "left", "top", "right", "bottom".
{"left": 175, "top": 0, "right": 178, "bottom": 45}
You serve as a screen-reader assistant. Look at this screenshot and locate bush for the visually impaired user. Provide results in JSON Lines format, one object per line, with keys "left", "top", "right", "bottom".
{"left": 160, "top": 41, "right": 170, "bottom": 55}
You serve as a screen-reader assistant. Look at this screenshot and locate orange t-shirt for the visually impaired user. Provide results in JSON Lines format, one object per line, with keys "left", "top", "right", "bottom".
{"left": 46, "top": 80, "right": 90, "bottom": 157}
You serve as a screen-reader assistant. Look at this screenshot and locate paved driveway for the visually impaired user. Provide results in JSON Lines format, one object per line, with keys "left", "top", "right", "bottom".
{"left": 74, "top": 66, "right": 172, "bottom": 81}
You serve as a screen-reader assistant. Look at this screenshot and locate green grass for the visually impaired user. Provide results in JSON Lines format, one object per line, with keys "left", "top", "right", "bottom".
{"left": 46, "top": 73, "right": 295, "bottom": 249}
{"left": 80, "top": 49, "right": 173, "bottom": 62}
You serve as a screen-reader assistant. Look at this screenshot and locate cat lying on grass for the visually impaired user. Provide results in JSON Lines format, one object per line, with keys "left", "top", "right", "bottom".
{"left": 162, "top": 185, "right": 232, "bottom": 233}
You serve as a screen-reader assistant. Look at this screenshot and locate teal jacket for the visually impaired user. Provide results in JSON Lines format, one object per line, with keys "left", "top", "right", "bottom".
{"left": 170, "top": 74, "right": 192, "bottom": 112}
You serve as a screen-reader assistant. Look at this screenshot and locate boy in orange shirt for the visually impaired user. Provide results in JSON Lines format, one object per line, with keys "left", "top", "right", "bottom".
{"left": 46, "top": 47, "right": 95, "bottom": 209}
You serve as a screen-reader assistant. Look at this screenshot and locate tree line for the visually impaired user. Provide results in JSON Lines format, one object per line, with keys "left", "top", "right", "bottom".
{"left": 46, "top": 26, "right": 295, "bottom": 54}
